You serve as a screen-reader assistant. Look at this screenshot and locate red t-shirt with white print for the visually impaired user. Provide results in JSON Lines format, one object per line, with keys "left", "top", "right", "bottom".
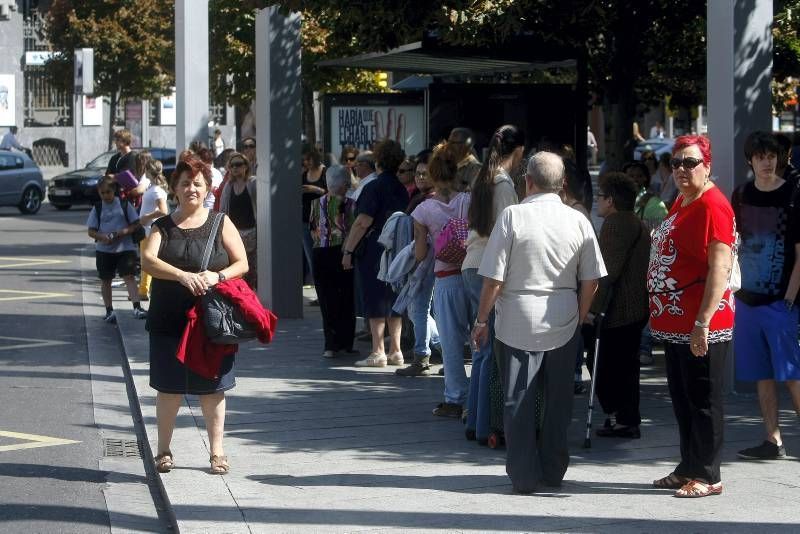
{"left": 647, "top": 185, "right": 736, "bottom": 344}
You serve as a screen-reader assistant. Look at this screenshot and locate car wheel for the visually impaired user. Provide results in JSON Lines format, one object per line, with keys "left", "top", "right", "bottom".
{"left": 18, "top": 186, "right": 43, "bottom": 215}
{"left": 53, "top": 204, "right": 71, "bottom": 211}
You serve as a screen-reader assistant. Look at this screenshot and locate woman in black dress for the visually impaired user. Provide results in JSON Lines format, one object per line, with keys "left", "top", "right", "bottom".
{"left": 219, "top": 152, "right": 257, "bottom": 289}
{"left": 142, "top": 155, "right": 248, "bottom": 475}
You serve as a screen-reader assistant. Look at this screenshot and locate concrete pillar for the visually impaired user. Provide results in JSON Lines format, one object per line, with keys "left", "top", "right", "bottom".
{"left": 707, "top": 0, "right": 773, "bottom": 198}
{"left": 175, "top": 0, "right": 209, "bottom": 153}
{"left": 255, "top": 7, "right": 303, "bottom": 318}
{"left": 707, "top": 0, "right": 773, "bottom": 395}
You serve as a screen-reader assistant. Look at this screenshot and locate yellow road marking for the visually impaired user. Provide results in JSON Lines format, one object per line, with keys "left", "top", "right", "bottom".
{"left": 0, "top": 336, "right": 71, "bottom": 351}
{"left": 0, "top": 430, "right": 80, "bottom": 452}
{"left": 0, "top": 257, "right": 71, "bottom": 269}
{"left": 0, "top": 289, "right": 71, "bottom": 302}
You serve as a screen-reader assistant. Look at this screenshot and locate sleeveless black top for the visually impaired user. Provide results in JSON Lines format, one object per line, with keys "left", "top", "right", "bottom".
{"left": 146, "top": 211, "right": 230, "bottom": 336}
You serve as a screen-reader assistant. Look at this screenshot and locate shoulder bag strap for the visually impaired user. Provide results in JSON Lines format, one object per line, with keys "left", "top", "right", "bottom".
{"left": 200, "top": 212, "right": 223, "bottom": 271}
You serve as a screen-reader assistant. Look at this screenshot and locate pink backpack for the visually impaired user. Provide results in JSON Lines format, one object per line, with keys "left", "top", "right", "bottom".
{"left": 433, "top": 199, "right": 469, "bottom": 265}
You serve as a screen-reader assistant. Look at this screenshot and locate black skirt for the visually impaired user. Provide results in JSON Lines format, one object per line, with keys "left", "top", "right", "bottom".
{"left": 148, "top": 333, "right": 235, "bottom": 395}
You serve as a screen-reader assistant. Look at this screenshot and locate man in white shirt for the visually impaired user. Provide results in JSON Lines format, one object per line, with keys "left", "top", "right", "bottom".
{"left": 347, "top": 151, "right": 377, "bottom": 202}
{"left": 472, "top": 151, "right": 606, "bottom": 494}
{"left": 0, "top": 126, "right": 24, "bottom": 151}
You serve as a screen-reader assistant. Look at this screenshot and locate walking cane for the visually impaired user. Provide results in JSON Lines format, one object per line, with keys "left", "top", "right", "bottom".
{"left": 583, "top": 311, "right": 605, "bottom": 449}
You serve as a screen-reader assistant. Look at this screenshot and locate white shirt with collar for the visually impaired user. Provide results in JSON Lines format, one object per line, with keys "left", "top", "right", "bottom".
{"left": 347, "top": 172, "right": 377, "bottom": 201}
{"left": 0, "top": 132, "right": 23, "bottom": 151}
{"left": 478, "top": 192, "right": 606, "bottom": 352}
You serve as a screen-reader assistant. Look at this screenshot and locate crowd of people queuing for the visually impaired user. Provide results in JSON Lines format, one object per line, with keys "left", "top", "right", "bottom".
{"left": 86, "top": 125, "right": 800, "bottom": 490}
{"left": 305, "top": 126, "right": 800, "bottom": 497}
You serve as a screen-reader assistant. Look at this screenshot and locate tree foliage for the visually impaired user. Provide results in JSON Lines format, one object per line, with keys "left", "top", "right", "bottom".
{"left": 773, "top": 0, "right": 800, "bottom": 112}
{"left": 210, "top": 2, "right": 390, "bottom": 142}
{"left": 44, "top": 0, "right": 174, "bottom": 147}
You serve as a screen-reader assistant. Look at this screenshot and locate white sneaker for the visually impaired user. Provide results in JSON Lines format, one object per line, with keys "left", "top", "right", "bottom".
{"left": 133, "top": 308, "right": 148, "bottom": 320}
{"left": 355, "top": 353, "right": 387, "bottom": 367}
{"left": 103, "top": 310, "right": 117, "bottom": 324}
{"left": 387, "top": 351, "right": 404, "bottom": 366}
{"left": 322, "top": 350, "right": 336, "bottom": 359}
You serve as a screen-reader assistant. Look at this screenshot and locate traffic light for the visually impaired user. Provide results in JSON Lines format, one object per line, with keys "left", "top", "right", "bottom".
{"left": 375, "top": 71, "right": 388, "bottom": 88}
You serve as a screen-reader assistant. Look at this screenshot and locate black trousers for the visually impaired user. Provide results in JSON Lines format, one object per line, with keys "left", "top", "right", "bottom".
{"left": 587, "top": 319, "right": 646, "bottom": 426}
{"left": 495, "top": 328, "right": 580, "bottom": 493}
{"left": 312, "top": 245, "right": 355, "bottom": 352}
{"left": 664, "top": 341, "right": 728, "bottom": 484}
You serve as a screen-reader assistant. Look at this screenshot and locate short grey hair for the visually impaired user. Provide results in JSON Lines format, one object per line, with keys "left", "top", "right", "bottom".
{"left": 526, "top": 151, "right": 565, "bottom": 192}
{"left": 326, "top": 165, "right": 351, "bottom": 192}
{"left": 355, "top": 151, "right": 375, "bottom": 170}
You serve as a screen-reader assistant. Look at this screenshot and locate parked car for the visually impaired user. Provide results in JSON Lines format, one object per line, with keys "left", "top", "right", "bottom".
{"left": 0, "top": 149, "right": 45, "bottom": 214}
{"left": 634, "top": 138, "right": 675, "bottom": 161}
{"left": 48, "top": 148, "right": 176, "bottom": 210}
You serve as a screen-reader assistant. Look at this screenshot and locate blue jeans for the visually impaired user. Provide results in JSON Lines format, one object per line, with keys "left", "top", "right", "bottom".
{"left": 407, "top": 268, "right": 439, "bottom": 356}
{"left": 462, "top": 268, "right": 493, "bottom": 439}
{"left": 433, "top": 273, "right": 472, "bottom": 405}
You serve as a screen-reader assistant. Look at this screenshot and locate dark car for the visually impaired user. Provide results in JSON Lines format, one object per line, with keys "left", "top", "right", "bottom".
{"left": 48, "top": 148, "right": 176, "bottom": 210}
{"left": 0, "top": 149, "right": 46, "bottom": 214}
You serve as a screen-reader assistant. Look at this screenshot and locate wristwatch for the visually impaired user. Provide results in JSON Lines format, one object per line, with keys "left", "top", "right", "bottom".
{"left": 693, "top": 319, "right": 710, "bottom": 329}
{"left": 107, "top": 232, "right": 116, "bottom": 241}
{"left": 474, "top": 319, "right": 488, "bottom": 328}
{"left": 217, "top": 271, "right": 226, "bottom": 283}
{"left": 343, "top": 250, "right": 353, "bottom": 256}
{"left": 784, "top": 299, "right": 794, "bottom": 311}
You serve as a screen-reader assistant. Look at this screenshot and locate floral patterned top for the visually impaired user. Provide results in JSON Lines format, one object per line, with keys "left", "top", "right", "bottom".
{"left": 647, "top": 185, "right": 736, "bottom": 344}
{"left": 309, "top": 194, "right": 354, "bottom": 248}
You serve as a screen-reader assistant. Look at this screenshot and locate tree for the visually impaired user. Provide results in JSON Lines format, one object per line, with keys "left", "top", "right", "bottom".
{"left": 773, "top": 0, "right": 800, "bottom": 113}
{"left": 209, "top": 2, "right": 388, "bottom": 145}
{"left": 44, "top": 0, "right": 174, "bottom": 148}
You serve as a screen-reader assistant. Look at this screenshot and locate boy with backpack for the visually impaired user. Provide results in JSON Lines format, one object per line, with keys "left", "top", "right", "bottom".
{"left": 87, "top": 177, "right": 147, "bottom": 323}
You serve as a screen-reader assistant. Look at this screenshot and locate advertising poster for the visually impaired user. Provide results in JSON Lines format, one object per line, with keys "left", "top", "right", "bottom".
{"left": 83, "top": 96, "right": 103, "bottom": 126}
{"left": 329, "top": 104, "right": 425, "bottom": 156}
{"left": 0, "top": 75, "right": 16, "bottom": 126}
{"left": 159, "top": 91, "right": 176, "bottom": 125}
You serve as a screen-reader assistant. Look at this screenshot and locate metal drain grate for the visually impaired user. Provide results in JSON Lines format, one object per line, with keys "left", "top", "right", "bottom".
{"left": 102, "top": 438, "right": 144, "bottom": 458}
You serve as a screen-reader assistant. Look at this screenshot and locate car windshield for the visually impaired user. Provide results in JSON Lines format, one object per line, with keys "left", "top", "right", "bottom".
{"left": 86, "top": 151, "right": 115, "bottom": 170}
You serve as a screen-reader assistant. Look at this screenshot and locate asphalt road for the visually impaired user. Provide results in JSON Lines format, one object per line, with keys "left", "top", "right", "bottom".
{"left": 0, "top": 204, "right": 167, "bottom": 533}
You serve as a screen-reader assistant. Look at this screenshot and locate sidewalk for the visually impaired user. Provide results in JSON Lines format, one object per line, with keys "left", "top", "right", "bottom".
{"left": 111, "top": 288, "right": 800, "bottom": 533}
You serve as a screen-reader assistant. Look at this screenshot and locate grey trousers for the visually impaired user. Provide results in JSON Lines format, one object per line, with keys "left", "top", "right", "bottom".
{"left": 495, "top": 327, "right": 580, "bottom": 493}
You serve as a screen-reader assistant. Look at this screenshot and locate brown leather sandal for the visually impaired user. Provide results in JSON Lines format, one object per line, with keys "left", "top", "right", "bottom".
{"left": 674, "top": 479, "right": 723, "bottom": 498}
{"left": 154, "top": 451, "right": 174, "bottom": 473}
{"left": 652, "top": 472, "right": 689, "bottom": 489}
{"left": 209, "top": 454, "right": 229, "bottom": 475}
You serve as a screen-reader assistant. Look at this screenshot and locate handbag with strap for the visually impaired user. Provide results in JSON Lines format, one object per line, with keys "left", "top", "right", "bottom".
{"left": 433, "top": 197, "right": 469, "bottom": 265}
{"left": 199, "top": 212, "right": 259, "bottom": 344}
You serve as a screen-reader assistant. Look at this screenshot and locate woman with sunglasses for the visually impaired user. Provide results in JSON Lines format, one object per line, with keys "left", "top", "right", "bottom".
{"left": 220, "top": 152, "right": 258, "bottom": 289}
{"left": 648, "top": 135, "right": 735, "bottom": 498}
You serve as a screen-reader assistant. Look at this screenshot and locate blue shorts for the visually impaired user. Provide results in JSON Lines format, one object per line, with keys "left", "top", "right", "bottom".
{"left": 734, "top": 299, "right": 800, "bottom": 382}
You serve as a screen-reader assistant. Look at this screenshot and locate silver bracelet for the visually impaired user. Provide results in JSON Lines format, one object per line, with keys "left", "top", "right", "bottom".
{"left": 694, "top": 319, "right": 710, "bottom": 329}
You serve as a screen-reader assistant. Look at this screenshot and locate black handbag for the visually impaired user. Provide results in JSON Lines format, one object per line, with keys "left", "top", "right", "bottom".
{"left": 199, "top": 212, "right": 259, "bottom": 344}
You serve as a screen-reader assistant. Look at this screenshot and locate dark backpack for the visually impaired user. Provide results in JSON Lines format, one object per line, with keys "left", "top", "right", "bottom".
{"left": 93, "top": 199, "right": 146, "bottom": 244}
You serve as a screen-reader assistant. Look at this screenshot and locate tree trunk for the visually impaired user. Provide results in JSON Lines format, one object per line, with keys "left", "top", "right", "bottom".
{"left": 107, "top": 91, "right": 119, "bottom": 150}
{"left": 602, "top": 86, "right": 636, "bottom": 172}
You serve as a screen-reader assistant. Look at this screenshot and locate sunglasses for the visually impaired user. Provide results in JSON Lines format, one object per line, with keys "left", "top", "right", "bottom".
{"left": 345, "top": 157, "right": 356, "bottom": 162}
{"left": 670, "top": 157, "right": 703, "bottom": 170}
{"left": 243, "top": 144, "right": 256, "bottom": 149}
{"left": 230, "top": 161, "right": 247, "bottom": 168}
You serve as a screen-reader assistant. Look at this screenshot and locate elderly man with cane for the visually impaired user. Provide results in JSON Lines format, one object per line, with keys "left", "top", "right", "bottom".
{"left": 472, "top": 151, "right": 606, "bottom": 494}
